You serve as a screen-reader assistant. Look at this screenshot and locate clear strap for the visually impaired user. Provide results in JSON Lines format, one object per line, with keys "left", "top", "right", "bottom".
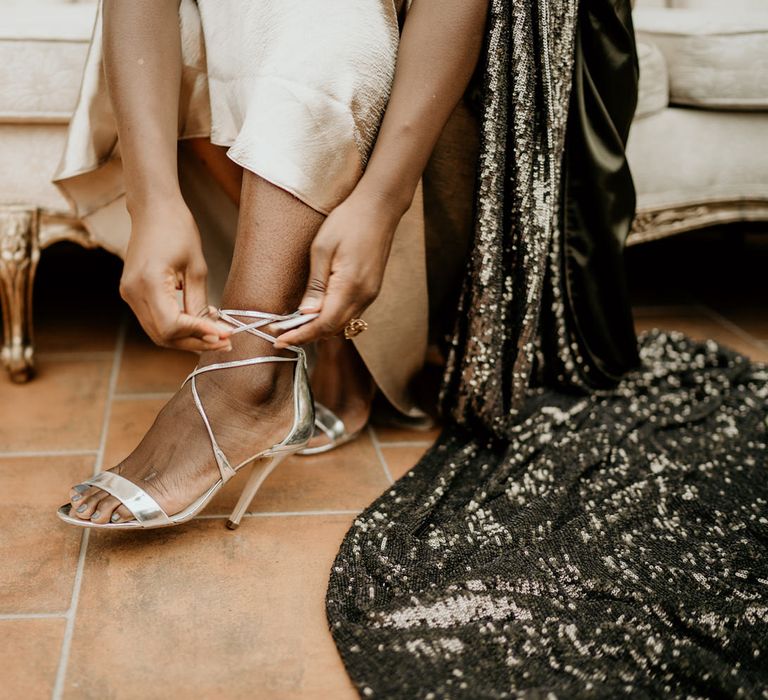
{"left": 313, "top": 402, "right": 347, "bottom": 443}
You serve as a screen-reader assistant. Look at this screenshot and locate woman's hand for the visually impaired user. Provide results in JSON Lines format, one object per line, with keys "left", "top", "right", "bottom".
{"left": 119, "top": 198, "right": 232, "bottom": 353}
{"left": 274, "top": 189, "right": 404, "bottom": 348}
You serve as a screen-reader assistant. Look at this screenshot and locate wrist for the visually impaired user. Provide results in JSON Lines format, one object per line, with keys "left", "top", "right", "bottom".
{"left": 352, "top": 175, "right": 416, "bottom": 222}
{"left": 127, "top": 193, "right": 198, "bottom": 244}
{"left": 126, "top": 186, "right": 186, "bottom": 220}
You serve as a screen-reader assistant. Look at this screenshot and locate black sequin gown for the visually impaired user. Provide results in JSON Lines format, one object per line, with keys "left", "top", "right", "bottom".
{"left": 327, "top": 0, "right": 768, "bottom": 697}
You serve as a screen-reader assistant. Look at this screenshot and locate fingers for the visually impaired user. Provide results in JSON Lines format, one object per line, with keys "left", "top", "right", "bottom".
{"left": 275, "top": 281, "right": 368, "bottom": 348}
{"left": 298, "top": 236, "right": 335, "bottom": 313}
{"left": 172, "top": 336, "right": 231, "bottom": 354}
{"left": 146, "top": 278, "right": 231, "bottom": 347}
{"left": 165, "top": 311, "right": 231, "bottom": 346}
{"left": 182, "top": 265, "right": 210, "bottom": 323}
{"left": 121, "top": 270, "right": 231, "bottom": 351}
{"left": 150, "top": 305, "right": 232, "bottom": 352}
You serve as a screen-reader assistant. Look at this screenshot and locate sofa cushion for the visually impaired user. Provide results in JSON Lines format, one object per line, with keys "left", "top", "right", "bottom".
{"left": 0, "top": 3, "right": 95, "bottom": 123}
{"left": 634, "top": 7, "right": 768, "bottom": 110}
{"left": 636, "top": 42, "right": 669, "bottom": 119}
{"left": 635, "top": 1, "right": 768, "bottom": 9}
{"left": 671, "top": 0, "right": 766, "bottom": 10}
{"left": 627, "top": 108, "right": 768, "bottom": 210}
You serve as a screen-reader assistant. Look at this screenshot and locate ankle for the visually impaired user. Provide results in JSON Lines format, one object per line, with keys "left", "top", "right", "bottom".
{"left": 196, "top": 325, "right": 296, "bottom": 401}
{"left": 248, "top": 363, "right": 293, "bottom": 407}
{"left": 194, "top": 361, "right": 292, "bottom": 421}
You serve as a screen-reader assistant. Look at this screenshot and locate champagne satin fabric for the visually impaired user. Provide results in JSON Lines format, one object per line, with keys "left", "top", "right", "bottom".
{"left": 53, "top": 0, "right": 427, "bottom": 416}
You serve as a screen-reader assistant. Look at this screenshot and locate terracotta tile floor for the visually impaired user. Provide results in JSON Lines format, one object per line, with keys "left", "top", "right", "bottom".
{"left": 2, "top": 231, "right": 766, "bottom": 698}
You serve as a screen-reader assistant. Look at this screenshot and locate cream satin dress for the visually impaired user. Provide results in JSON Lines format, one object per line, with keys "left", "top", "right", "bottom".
{"left": 53, "top": 0, "right": 429, "bottom": 416}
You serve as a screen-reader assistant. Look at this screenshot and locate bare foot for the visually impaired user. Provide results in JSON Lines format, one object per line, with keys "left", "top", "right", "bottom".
{"left": 306, "top": 336, "right": 375, "bottom": 450}
{"left": 67, "top": 331, "right": 296, "bottom": 524}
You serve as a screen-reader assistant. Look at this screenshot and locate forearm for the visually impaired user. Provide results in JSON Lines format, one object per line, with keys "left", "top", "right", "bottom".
{"left": 102, "top": 0, "right": 183, "bottom": 214}
{"left": 355, "top": 0, "right": 488, "bottom": 216}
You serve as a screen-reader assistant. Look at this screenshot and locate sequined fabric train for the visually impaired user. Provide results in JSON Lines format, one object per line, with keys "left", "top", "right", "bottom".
{"left": 328, "top": 333, "right": 768, "bottom": 698}
{"left": 326, "top": 0, "right": 768, "bottom": 696}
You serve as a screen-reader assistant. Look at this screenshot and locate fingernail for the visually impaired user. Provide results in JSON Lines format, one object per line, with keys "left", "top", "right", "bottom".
{"left": 111, "top": 513, "right": 121, "bottom": 523}
{"left": 73, "top": 484, "right": 89, "bottom": 493}
{"left": 203, "top": 334, "right": 219, "bottom": 343}
{"left": 76, "top": 504, "right": 87, "bottom": 513}
{"left": 91, "top": 511, "right": 101, "bottom": 520}
{"left": 71, "top": 494, "right": 82, "bottom": 502}
{"left": 299, "top": 303, "right": 320, "bottom": 312}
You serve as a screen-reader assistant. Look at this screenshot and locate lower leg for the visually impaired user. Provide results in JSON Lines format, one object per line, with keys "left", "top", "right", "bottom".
{"left": 218, "top": 173, "right": 321, "bottom": 312}
{"left": 184, "top": 140, "right": 378, "bottom": 449}
{"left": 70, "top": 173, "right": 324, "bottom": 523}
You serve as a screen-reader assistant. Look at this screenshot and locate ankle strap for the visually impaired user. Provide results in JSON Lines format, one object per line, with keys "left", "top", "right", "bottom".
{"left": 218, "top": 309, "right": 315, "bottom": 351}
{"left": 180, "top": 308, "right": 315, "bottom": 483}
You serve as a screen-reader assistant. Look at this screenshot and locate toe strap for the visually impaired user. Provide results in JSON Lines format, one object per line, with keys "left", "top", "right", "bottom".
{"left": 84, "top": 472, "right": 172, "bottom": 527}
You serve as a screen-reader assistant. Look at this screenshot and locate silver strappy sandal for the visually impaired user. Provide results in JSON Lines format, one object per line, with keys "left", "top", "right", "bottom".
{"left": 57, "top": 309, "right": 315, "bottom": 531}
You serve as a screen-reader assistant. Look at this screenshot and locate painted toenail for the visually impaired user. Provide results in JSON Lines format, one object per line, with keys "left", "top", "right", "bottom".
{"left": 111, "top": 513, "right": 121, "bottom": 523}
{"left": 91, "top": 511, "right": 101, "bottom": 520}
{"left": 73, "top": 484, "right": 89, "bottom": 493}
{"left": 76, "top": 504, "right": 87, "bottom": 513}
{"left": 71, "top": 494, "right": 82, "bottom": 502}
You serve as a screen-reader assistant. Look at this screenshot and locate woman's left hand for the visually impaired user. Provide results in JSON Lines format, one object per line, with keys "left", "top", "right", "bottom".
{"left": 274, "top": 189, "right": 404, "bottom": 348}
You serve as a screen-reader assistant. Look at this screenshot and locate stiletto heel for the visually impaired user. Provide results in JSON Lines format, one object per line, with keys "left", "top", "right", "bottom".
{"left": 56, "top": 309, "right": 316, "bottom": 531}
{"left": 226, "top": 451, "right": 290, "bottom": 530}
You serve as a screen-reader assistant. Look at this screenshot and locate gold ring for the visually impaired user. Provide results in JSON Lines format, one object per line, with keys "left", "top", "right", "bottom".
{"left": 343, "top": 318, "right": 368, "bottom": 339}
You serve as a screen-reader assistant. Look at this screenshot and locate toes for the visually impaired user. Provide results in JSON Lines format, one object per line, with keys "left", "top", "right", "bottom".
{"left": 89, "top": 495, "right": 121, "bottom": 525}
{"left": 84, "top": 494, "right": 135, "bottom": 525}
{"left": 68, "top": 480, "right": 134, "bottom": 524}
{"left": 113, "top": 504, "right": 134, "bottom": 523}
{"left": 72, "top": 490, "right": 104, "bottom": 520}
{"left": 70, "top": 483, "right": 98, "bottom": 505}
{"left": 70, "top": 485, "right": 108, "bottom": 516}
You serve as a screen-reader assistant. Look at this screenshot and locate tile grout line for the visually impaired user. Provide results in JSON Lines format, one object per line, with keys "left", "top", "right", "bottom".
{"left": 367, "top": 425, "right": 394, "bottom": 486}
{"left": 376, "top": 440, "right": 434, "bottom": 448}
{"left": 51, "top": 315, "right": 127, "bottom": 700}
{"left": 0, "top": 449, "right": 99, "bottom": 459}
{"left": 113, "top": 391, "right": 175, "bottom": 401}
{"left": 0, "top": 612, "right": 69, "bottom": 620}
{"left": 697, "top": 304, "right": 768, "bottom": 353}
{"left": 195, "top": 509, "right": 362, "bottom": 520}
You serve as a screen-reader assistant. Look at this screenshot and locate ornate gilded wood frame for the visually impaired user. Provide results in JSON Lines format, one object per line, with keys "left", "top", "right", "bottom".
{"left": 627, "top": 199, "right": 768, "bottom": 246}
{"left": 0, "top": 206, "right": 95, "bottom": 382}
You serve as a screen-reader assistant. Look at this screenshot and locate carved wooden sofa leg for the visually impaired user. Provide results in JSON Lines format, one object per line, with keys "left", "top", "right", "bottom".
{"left": 0, "top": 207, "right": 39, "bottom": 383}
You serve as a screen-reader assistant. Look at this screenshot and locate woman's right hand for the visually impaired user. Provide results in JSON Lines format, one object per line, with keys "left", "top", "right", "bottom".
{"left": 119, "top": 198, "right": 232, "bottom": 353}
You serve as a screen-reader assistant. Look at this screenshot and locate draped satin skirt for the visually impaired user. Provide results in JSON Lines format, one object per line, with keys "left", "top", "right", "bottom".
{"left": 53, "top": 0, "right": 428, "bottom": 416}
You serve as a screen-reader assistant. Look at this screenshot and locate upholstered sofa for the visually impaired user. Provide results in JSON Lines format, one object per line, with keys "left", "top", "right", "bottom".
{"left": 628, "top": 0, "right": 768, "bottom": 243}
{"left": 1, "top": 0, "right": 767, "bottom": 381}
